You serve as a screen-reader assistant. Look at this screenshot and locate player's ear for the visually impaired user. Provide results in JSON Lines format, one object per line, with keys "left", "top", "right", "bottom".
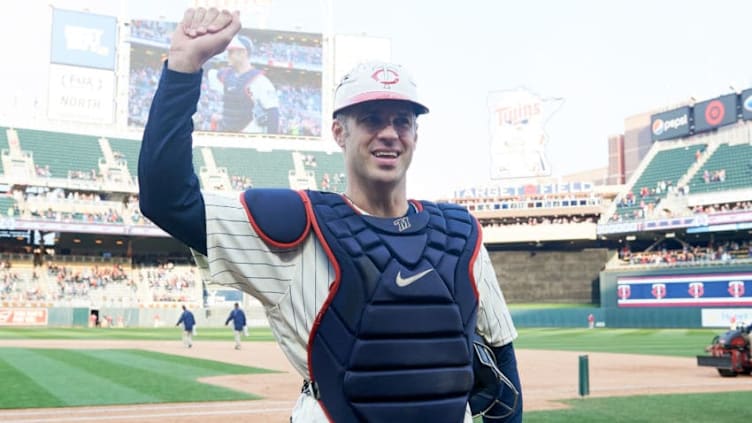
{"left": 332, "top": 117, "right": 347, "bottom": 149}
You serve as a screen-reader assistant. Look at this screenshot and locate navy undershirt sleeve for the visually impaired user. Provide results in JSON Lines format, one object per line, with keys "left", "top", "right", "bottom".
{"left": 138, "top": 63, "right": 208, "bottom": 255}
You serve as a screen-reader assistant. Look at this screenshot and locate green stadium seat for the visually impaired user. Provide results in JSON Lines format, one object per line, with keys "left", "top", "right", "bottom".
{"left": 688, "top": 143, "right": 752, "bottom": 193}
{"left": 15, "top": 128, "right": 103, "bottom": 179}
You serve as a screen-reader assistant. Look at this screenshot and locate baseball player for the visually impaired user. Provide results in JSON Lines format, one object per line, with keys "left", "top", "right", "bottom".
{"left": 210, "top": 34, "right": 280, "bottom": 133}
{"left": 138, "top": 8, "right": 522, "bottom": 422}
{"left": 176, "top": 305, "right": 196, "bottom": 348}
{"left": 225, "top": 302, "right": 248, "bottom": 349}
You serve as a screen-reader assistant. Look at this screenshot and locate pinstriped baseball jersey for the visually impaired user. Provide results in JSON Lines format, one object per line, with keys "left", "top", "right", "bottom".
{"left": 193, "top": 191, "right": 518, "bottom": 379}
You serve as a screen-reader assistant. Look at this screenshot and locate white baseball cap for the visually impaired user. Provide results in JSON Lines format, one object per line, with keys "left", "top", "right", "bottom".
{"left": 332, "top": 61, "right": 429, "bottom": 117}
{"left": 226, "top": 35, "right": 253, "bottom": 52}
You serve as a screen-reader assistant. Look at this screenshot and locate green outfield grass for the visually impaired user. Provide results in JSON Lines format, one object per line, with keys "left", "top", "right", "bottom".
{"left": 0, "top": 347, "right": 275, "bottom": 408}
{"left": 514, "top": 328, "right": 718, "bottom": 357}
{"left": 478, "top": 391, "right": 752, "bottom": 423}
{"left": 0, "top": 326, "right": 277, "bottom": 341}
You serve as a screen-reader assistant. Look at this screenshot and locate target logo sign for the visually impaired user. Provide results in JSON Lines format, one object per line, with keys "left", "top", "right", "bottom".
{"left": 704, "top": 99, "right": 725, "bottom": 126}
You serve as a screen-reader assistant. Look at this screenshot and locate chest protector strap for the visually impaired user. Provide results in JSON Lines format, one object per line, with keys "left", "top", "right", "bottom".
{"left": 304, "top": 191, "right": 481, "bottom": 423}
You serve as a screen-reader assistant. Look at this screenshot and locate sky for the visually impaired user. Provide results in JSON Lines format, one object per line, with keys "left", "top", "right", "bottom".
{"left": 3, "top": 0, "right": 752, "bottom": 199}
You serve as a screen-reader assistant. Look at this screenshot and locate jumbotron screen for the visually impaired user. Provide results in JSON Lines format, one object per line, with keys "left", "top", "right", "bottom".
{"left": 128, "top": 19, "right": 323, "bottom": 138}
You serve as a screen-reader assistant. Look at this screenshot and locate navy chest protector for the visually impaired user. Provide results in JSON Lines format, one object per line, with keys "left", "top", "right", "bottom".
{"left": 242, "top": 189, "right": 481, "bottom": 422}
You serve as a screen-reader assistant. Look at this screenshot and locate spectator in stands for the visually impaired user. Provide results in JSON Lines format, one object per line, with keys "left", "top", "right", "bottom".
{"left": 210, "top": 35, "right": 279, "bottom": 133}
{"left": 225, "top": 302, "right": 247, "bottom": 350}
{"left": 176, "top": 305, "right": 196, "bottom": 348}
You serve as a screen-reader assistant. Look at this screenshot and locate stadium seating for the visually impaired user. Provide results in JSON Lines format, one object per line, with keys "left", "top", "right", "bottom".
{"left": 688, "top": 143, "right": 752, "bottom": 193}
{"left": 612, "top": 144, "right": 705, "bottom": 221}
{"left": 107, "top": 137, "right": 143, "bottom": 178}
{"left": 209, "top": 147, "right": 295, "bottom": 188}
{"left": 301, "top": 151, "right": 346, "bottom": 192}
{"left": 0, "top": 195, "right": 16, "bottom": 217}
{"left": 0, "top": 127, "right": 10, "bottom": 152}
{"left": 630, "top": 144, "right": 704, "bottom": 198}
{"left": 0, "top": 255, "right": 204, "bottom": 308}
{"left": 15, "top": 128, "right": 102, "bottom": 179}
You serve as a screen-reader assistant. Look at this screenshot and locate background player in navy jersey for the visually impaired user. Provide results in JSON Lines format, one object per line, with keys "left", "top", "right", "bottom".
{"left": 225, "top": 301, "right": 248, "bottom": 349}
{"left": 176, "top": 305, "right": 196, "bottom": 348}
{"left": 139, "top": 7, "right": 521, "bottom": 422}
{"left": 210, "top": 34, "right": 280, "bottom": 133}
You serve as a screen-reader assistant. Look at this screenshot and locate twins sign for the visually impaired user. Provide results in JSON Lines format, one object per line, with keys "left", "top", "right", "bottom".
{"left": 617, "top": 274, "right": 752, "bottom": 307}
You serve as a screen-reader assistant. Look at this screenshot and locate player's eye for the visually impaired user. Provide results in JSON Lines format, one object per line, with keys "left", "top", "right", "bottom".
{"left": 359, "top": 114, "right": 384, "bottom": 128}
{"left": 393, "top": 116, "right": 413, "bottom": 129}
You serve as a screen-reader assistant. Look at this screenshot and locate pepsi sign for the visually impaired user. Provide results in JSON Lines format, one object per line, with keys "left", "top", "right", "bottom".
{"left": 693, "top": 94, "right": 738, "bottom": 133}
{"left": 651, "top": 106, "right": 691, "bottom": 141}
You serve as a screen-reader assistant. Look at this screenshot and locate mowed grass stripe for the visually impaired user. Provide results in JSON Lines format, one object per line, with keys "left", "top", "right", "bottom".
{"left": 33, "top": 349, "right": 260, "bottom": 404}
{"left": 0, "top": 327, "right": 277, "bottom": 341}
{"left": 75, "top": 349, "right": 275, "bottom": 379}
{"left": 0, "top": 348, "right": 156, "bottom": 406}
{"left": 522, "top": 390, "right": 752, "bottom": 423}
{"left": 0, "top": 354, "right": 65, "bottom": 408}
{"left": 515, "top": 328, "right": 717, "bottom": 357}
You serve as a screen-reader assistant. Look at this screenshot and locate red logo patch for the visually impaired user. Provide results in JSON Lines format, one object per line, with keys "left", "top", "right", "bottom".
{"left": 371, "top": 67, "right": 400, "bottom": 86}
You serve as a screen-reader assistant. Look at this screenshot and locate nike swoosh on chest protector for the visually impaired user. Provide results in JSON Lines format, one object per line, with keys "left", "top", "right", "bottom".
{"left": 395, "top": 269, "right": 434, "bottom": 287}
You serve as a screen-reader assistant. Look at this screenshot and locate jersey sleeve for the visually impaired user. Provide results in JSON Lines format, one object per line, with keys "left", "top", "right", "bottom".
{"left": 192, "top": 191, "right": 305, "bottom": 307}
{"left": 252, "top": 75, "right": 280, "bottom": 109}
{"left": 474, "top": 245, "right": 518, "bottom": 346}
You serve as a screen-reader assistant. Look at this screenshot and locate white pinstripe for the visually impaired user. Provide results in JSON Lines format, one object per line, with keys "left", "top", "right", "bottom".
{"left": 194, "top": 191, "right": 517, "bottom": 421}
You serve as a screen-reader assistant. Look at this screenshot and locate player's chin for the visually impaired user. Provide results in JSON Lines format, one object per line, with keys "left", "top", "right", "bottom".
{"left": 369, "top": 168, "right": 407, "bottom": 185}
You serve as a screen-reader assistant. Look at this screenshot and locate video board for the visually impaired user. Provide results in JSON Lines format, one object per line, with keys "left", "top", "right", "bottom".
{"left": 128, "top": 19, "right": 323, "bottom": 137}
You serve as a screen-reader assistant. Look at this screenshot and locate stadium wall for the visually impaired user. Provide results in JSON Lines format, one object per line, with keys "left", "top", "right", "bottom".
{"left": 33, "top": 304, "right": 269, "bottom": 328}
{"left": 488, "top": 248, "right": 610, "bottom": 304}
{"left": 510, "top": 306, "right": 603, "bottom": 328}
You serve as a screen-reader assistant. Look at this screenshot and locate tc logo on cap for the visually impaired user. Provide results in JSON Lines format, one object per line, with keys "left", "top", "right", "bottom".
{"left": 371, "top": 66, "right": 400, "bottom": 86}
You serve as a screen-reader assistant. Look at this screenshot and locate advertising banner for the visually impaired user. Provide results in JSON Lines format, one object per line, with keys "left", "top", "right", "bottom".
{"left": 650, "top": 106, "right": 691, "bottom": 141}
{"left": 693, "top": 94, "right": 738, "bottom": 133}
{"left": 0, "top": 308, "right": 48, "bottom": 326}
{"left": 50, "top": 8, "right": 117, "bottom": 70}
{"left": 617, "top": 273, "right": 752, "bottom": 307}
{"left": 487, "top": 89, "right": 562, "bottom": 179}
{"left": 48, "top": 64, "right": 115, "bottom": 123}
{"left": 741, "top": 88, "right": 752, "bottom": 120}
{"left": 700, "top": 308, "right": 752, "bottom": 328}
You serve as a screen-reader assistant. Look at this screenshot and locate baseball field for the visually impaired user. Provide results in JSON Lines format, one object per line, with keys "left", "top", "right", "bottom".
{"left": 0, "top": 327, "right": 750, "bottom": 422}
